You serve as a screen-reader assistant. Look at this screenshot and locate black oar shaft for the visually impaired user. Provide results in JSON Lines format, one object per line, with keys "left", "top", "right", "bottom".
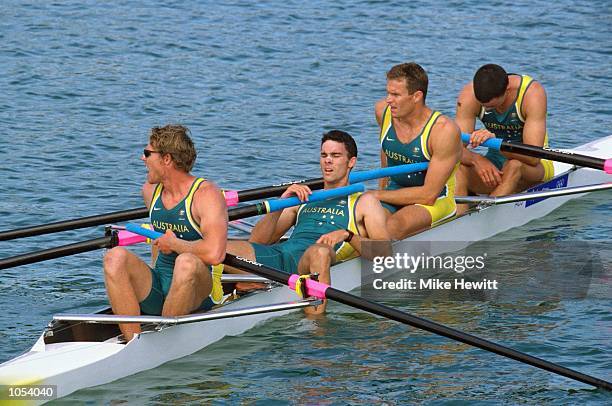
{"left": 228, "top": 203, "right": 266, "bottom": 221}
{"left": 500, "top": 141, "right": 606, "bottom": 171}
{"left": 223, "top": 254, "right": 611, "bottom": 390}
{"left": 0, "top": 208, "right": 148, "bottom": 241}
{"left": 328, "top": 288, "right": 611, "bottom": 390}
{"left": 0, "top": 236, "right": 116, "bottom": 270}
{"left": 0, "top": 182, "right": 324, "bottom": 241}
{"left": 237, "top": 179, "right": 324, "bottom": 201}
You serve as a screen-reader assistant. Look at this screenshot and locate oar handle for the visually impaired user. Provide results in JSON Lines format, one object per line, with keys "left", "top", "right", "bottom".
{"left": 460, "top": 133, "right": 611, "bottom": 173}
{"left": 125, "top": 224, "right": 163, "bottom": 239}
{"left": 461, "top": 133, "right": 503, "bottom": 149}
{"left": 266, "top": 183, "right": 365, "bottom": 212}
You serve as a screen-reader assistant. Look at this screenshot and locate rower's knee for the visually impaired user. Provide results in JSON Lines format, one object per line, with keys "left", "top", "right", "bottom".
{"left": 302, "top": 244, "right": 334, "bottom": 272}
{"left": 103, "top": 247, "right": 130, "bottom": 280}
{"left": 386, "top": 217, "right": 404, "bottom": 240}
{"left": 504, "top": 159, "right": 523, "bottom": 178}
{"left": 173, "top": 253, "right": 206, "bottom": 286}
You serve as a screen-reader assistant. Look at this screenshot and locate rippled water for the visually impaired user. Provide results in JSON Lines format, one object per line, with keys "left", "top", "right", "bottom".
{"left": 0, "top": 0, "right": 610, "bottom": 404}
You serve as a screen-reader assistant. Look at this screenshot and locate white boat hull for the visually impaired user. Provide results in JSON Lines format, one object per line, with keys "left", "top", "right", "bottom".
{"left": 1, "top": 135, "right": 610, "bottom": 403}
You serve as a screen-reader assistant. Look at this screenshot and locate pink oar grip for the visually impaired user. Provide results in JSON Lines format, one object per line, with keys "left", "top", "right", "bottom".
{"left": 224, "top": 190, "right": 239, "bottom": 207}
{"left": 117, "top": 230, "right": 148, "bottom": 246}
{"left": 288, "top": 274, "right": 329, "bottom": 299}
{"left": 604, "top": 158, "right": 612, "bottom": 174}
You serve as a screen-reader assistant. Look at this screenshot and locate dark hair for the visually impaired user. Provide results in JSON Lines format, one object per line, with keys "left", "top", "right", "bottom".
{"left": 386, "top": 62, "right": 429, "bottom": 101}
{"left": 473, "top": 64, "right": 509, "bottom": 103}
{"left": 150, "top": 124, "right": 197, "bottom": 172}
{"left": 321, "top": 130, "right": 358, "bottom": 158}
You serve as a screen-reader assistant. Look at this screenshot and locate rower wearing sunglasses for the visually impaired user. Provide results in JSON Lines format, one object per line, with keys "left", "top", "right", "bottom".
{"left": 103, "top": 124, "right": 228, "bottom": 341}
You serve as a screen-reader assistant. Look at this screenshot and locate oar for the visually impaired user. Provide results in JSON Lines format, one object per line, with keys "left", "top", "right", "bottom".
{"left": 0, "top": 234, "right": 117, "bottom": 270}
{"left": 0, "top": 163, "right": 428, "bottom": 242}
{"left": 455, "top": 182, "right": 612, "bottom": 205}
{"left": 461, "top": 133, "right": 612, "bottom": 173}
{"left": 227, "top": 183, "right": 365, "bottom": 221}
{"left": 0, "top": 183, "right": 367, "bottom": 269}
{"left": 221, "top": 254, "right": 611, "bottom": 391}
{"left": 125, "top": 220, "right": 612, "bottom": 391}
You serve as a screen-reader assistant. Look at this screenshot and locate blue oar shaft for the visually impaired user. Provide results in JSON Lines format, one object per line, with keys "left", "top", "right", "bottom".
{"left": 266, "top": 183, "right": 365, "bottom": 212}
{"left": 348, "top": 162, "right": 428, "bottom": 183}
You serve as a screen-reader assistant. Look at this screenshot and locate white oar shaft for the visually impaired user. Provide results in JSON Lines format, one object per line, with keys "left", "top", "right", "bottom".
{"left": 455, "top": 183, "right": 612, "bottom": 205}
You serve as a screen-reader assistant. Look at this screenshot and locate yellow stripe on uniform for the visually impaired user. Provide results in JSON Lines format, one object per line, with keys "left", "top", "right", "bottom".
{"left": 334, "top": 192, "right": 362, "bottom": 262}
{"left": 210, "top": 264, "right": 224, "bottom": 304}
{"left": 185, "top": 178, "right": 206, "bottom": 237}
{"left": 420, "top": 111, "right": 442, "bottom": 160}
{"left": 379, "top": 106, "right": 393, "bottom": 145}
{"left": 149, "top": 183, "right": 164, "bottom": 217}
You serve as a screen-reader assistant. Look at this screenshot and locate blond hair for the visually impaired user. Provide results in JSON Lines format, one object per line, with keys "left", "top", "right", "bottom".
{"left": 149, "top": 125, "right": 197, "bottom": 172}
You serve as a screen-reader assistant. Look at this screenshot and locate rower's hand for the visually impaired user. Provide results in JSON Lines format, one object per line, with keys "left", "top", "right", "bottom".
{"left": 281, "top": 184, "right": 312, "bottom": 201}
{"left": 473, "top": 154, "right": 503, "bottom": 188}
{"left": 153, "top": 229, "right": 177, "bottom": 255}
{"left": 468, "top": 129, "right": 496, "bottom": 148}
{"left": 317, "top": 229, "right": 350, "bottom": 247}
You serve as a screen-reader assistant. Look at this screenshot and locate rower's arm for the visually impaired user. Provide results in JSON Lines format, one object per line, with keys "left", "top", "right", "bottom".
{"left": 249, "top": 206, "right": 297, "bottom": 245}
{"left": 188, "top": 183, "right": 228, "bottom": 265}
{"left": 501, "top": 82, "right": 547, "bottom": 166}
{"left": 374, "top": 118, "right": 461, "bottom": 206}
{"left": 455, "top": 83, "right": 483, "bottom": 166}
{"left": 141, "top": 182, "right": 159, "bottom": 265}
{"left": 379, "top": 150, "right": 389, "bottom": 189}
{"left": 375, "top": 99, "right": 390, "bottom": 189}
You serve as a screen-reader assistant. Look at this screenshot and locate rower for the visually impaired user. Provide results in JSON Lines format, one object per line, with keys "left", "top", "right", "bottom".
{"left": 223, "top": 130, "right": 391, "bottom": 314}
{"left": 103, "top": 125, "right": 227, "bottom": 341}
{"left": 372, "top": 62, "right": 462, "bottom": 239}
{"left": 455, "top": 64, "right": 555, "bottom": 213}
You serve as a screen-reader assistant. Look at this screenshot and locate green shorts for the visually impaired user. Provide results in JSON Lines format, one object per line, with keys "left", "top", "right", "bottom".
{"left": 485, "top": 151, "right": 506, "bottom": 170}
{"left": 139, "top": 266, "right": 215, "bottom": 316}
{"left": 251, "top": 240, "right": 312, "bottom": 275}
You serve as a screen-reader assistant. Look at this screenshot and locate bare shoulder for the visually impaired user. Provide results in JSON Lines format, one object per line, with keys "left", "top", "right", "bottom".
{"left": 197, "top": 180, "right": 226, "bottom": 204}
{"left": 522, "top": 80, "right": 547, "bottom": 115}
{"left": 433, "top": 114, "right": 460, "bottom": 138}
{"left": 457, "top": 82, "right": 480, "bottom": 112}
{"left": 430, "top": 114, "right": 461, "bottom": 152}
{"left": 142, "top": 182, "right": 157, "bottom": 208}
{"left": 374, "top": 99, "right": 387, "bottom": 125}
{"left": 457, "top": 82, "right": 476, "bottom": 103}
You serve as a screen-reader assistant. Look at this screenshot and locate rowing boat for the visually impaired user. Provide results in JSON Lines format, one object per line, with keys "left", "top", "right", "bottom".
{"left": 1, "top": 135, "right": 610, "bottom": 403}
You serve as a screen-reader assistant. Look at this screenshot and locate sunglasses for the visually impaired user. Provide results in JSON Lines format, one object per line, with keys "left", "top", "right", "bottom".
{"left": 143, "top": 149, "right": 163, "bottom": 158}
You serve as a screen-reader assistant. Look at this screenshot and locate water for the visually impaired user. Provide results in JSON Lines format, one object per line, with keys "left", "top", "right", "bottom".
{"left": 1, "top": 0, "right": 610, "bottom": 403}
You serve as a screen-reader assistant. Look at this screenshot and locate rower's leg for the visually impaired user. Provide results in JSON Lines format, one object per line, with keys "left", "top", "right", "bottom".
{"left": 223, "top": 240, "right": 256, "bottom": 274}
{"left": 103, "top": 247, "right": 152, "bottom": 341}
{"left": 163, "top": 253, "right": 212, "bottom": 316}
{"left": 463, "top": 164, "right": 496, "bottom": 195}
{"left": 386, "top": 205, "right": 432, "bottom": 240}
{"left": 491, "top": 159, "right": 522, "bottom": 196}
{"left": 455, "top": 164, "right": 470, "bottom": 215}
{"left": 492, "top": 159, "right": 545, "bottom": 196}
{"left": 297, "top": 244, "right": 336, "bottom": 315}
{"left": 516, "top": 161, "right": 547, "bottom": 191}
{"left": 222, "top": 240, "right": 268, "bottom": 290}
